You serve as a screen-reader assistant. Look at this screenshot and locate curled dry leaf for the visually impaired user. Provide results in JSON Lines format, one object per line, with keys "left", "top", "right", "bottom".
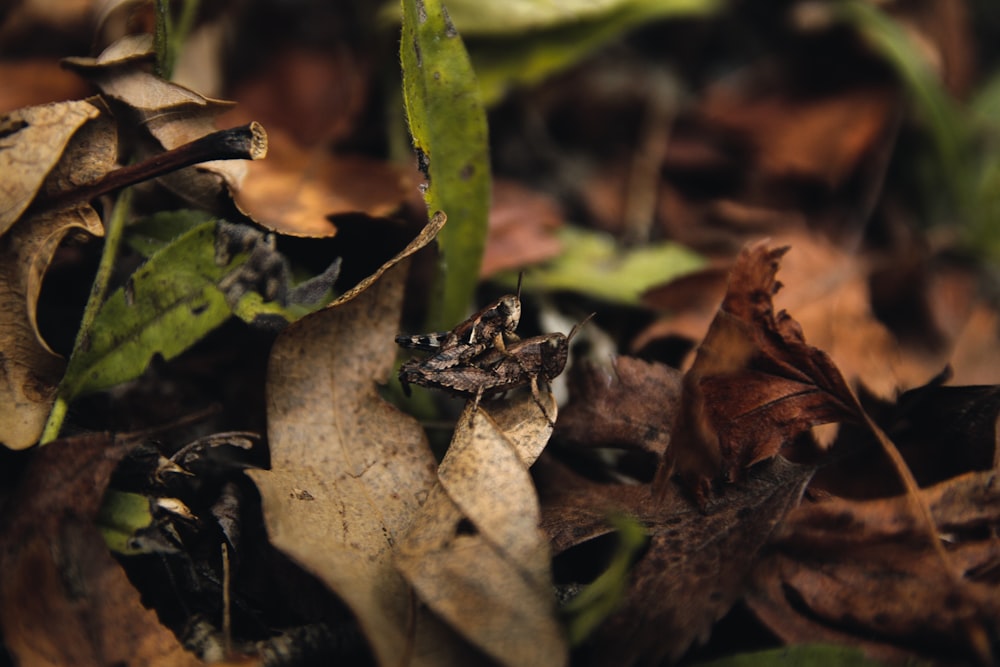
{"left": 395, "top": 393, "right": 568, "bottom": 667}
{"left": 748, "top": 469, "right": 1000, "bottom": 664}
{"left": 658, "top": 242, "right": 861, "bottom": 495}
{"left": 636, "top": 231, "right": 922, "bottom": 399}
{"left": 0, "top": 433, "right": 202, "bottom": 666}
{"left": 248, "top": 213, "right": 482, "bottom": 666}
{"left": 0, "top": 99, "right": 116, "bottom": 449}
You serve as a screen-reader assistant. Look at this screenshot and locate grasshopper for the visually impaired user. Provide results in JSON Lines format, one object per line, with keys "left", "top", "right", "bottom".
{"left": 399, "top": 315, "right": 593, "bottom": 424}
{"left": 395, "top": 275, "right": 522, "bottom": 371}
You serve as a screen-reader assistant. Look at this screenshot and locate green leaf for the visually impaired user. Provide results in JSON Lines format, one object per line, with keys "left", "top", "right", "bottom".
{"left": 400, "top": 0, "right": 491, "bottom": 331}
{"left": 561, "top": 514, "right": 648, "bottom": 645}
{"left": 692, "top": 644, "right": 902, "bottom": 667}
{"left": 466, "top": 0, "right": 722, "bottom": 105}
{"left": 61, "top": 221, "right": 240, "bottom": 399}
{"left": 125, "top": 209, "right": 213, "bottom": 258}
{"left": 505, "top": 227, "right": 703, "bottom": 305}
{"left": 96, "top": 489, "right": 154, "bottom": 556}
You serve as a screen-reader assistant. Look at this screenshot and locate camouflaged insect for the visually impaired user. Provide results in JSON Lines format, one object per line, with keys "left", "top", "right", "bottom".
{"left": 399, "top": 315, "right": 592, "bottom": 424}
{"left": 395, "top": 277, "right": 522, "bottom": 371}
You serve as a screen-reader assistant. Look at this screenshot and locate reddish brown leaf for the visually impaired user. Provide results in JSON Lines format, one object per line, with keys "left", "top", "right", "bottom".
{"left": 540, "top": 456, "right": 815, "bottom": 666}
{"left": 0, "top": 434, "right": 202, "bottom": 667}
{"left": 481, "top": 179, "right": 563, "bottom": 278}
{"left": 659, "top": 242, "right": 861, "bottom": 495}
{"left": 748, "top": 469, "right": 1000, "bottom": 664}
{"left": 555, "top": 356, "right": 681, "bottom": 458}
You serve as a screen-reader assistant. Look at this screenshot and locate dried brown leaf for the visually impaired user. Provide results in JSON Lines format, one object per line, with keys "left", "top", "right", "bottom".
{"left": 540, "top": 456, "right": 814, "bottom": 665}
{"left": 0, "top": 207, "right": 103, "bottom": 448}
{"left": 748, "top": 469, "right": 1000, "bottom": 663}
{"left": 0, "top": 99, "right": 101, "bottom": 234}
{"left": 556, "top": 356, "right": 681, "bottom": 457}
{"left": 395, "top": 394, "right": 568, "bottom": 667}
{"left": 0, "top": 433, "right": 202, "bottom": 667}
{"left": 660, "top": 242, "right": 861, "bottom": 492}
{"left": 233, "top": 129, "right": 416, "bottom": 237}
{"left": 0, "top": 99, "right": 117, "bottom": 448}
{"left": 481, "top": 179, "right": 563, "bottom": 278}
{"left": 64, "top": 35, "right": 248, "bottom": 211}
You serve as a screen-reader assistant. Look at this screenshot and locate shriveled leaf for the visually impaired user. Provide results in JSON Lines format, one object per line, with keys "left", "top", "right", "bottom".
{"left": 247, "top": 213, "right": 477, "bottom": 666}
{"left": 511, "top": 227, "right": 703, "bottom": 306}
{"left": 0, "top": 433, "right": 202, "bottom": 667}
{"left": 401, "top": 0, "right": 491, "bottom": 330}
{"left": 748, "top": 469, "right": 1000, "bottom": 664}
{"left": 636, "top": 232, "right": 941, "bottom": 397}
{"left": 395, "top": 393, "right": 568, "bottom": 667}
{"left": 556, "top": 356, "right": 682, "bottom": 457}
{"left": 660, "top": 243, "right": 861, "bottom": 492}
{"left": 0, "top": 98, "right": 118, "bottom": 448}
{"left": 541, "top": 456, "right": 815, "bottom": 665}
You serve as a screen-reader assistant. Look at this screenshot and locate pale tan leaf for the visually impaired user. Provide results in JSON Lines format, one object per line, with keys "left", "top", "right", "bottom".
{"left": 0, "top": 205, "right": 104, "bottom": 449}
{"left": 64, "top": 36, "right": 247, "bottom": 209}
{"left": 395, "top": 394, "right": 568, "bottom": 667}
{"left": 0, "top": 99, "right": 101, "bottom": 234}
{"left": 247, "top": 212, "right": 474, "bottom": 666}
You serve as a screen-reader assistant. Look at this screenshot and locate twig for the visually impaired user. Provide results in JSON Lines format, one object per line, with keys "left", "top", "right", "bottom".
{"left": 30, "top": 122, "right": 267, "bottom": 218}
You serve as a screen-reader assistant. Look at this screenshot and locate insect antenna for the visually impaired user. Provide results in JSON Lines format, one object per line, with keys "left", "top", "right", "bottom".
{"left": 567, "top": 312, "right": 596, "bottom": 342}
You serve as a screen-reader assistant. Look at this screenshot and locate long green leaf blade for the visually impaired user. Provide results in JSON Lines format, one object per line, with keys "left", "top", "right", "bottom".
{"left": 401, "top": 0, "right": 491, "bottom": 330}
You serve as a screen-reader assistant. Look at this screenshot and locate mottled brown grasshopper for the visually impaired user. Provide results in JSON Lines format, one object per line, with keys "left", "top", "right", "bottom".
{"left": 399, "top": 315, "right": 593, "bottom": 424}
{"left": 394, "top": 275, "right": 522, "bottom": 371}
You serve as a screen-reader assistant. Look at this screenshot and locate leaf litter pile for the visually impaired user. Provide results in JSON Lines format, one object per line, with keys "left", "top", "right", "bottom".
{"left": 3, "top": 1, "right": 1000, "bottom": 666}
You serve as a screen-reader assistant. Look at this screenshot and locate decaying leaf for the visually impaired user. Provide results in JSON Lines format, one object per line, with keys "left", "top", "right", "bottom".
{"left": 540, "top": 456, "right": 815, "bottom": 665}
{"left": 636, "top": 232, "right": 924, "bottom": 398}
{"left": 748, "top": 469, "right": 1000, "bottom": 664}
{"left": 555, "top": 356, "right": 681, "bottom": 458}
{"left": 0, "top": 433, "right": 202, "bottom": 667}
{"left": 0, "top": 207, "right": 104, "bottom": 449}
{"left": 658, "top": 242, "right": 862, "bottom": 494}
{"left": 395, "top": 394, "right": 568, "bottom": 667}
